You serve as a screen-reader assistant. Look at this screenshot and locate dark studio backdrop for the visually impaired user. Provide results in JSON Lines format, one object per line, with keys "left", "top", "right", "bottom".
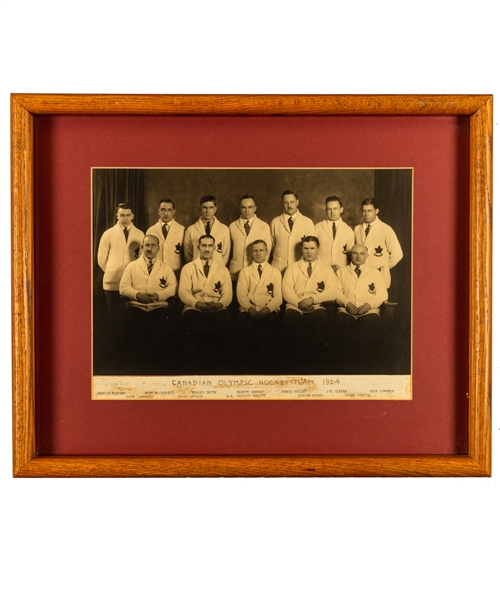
{"left": 92, "top": 168, "right": 412, "bottom": 375}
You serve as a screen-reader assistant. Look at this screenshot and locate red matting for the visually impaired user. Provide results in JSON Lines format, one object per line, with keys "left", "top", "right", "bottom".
{"left": 34, "top": 115, "right": 469, "bottom": 455}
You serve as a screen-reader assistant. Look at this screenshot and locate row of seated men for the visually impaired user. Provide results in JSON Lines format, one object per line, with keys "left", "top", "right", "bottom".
{"left": 113, "top": 234, "right": 390, "bottom": 373}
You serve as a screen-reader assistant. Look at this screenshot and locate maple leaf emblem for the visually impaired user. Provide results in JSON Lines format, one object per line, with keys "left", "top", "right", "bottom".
{"left": 342, "top": 243, "right": 347, "bottom": 254}
{"left": 213, "top": 281, "right": 222, "bottom": 293}
{"left": 217, "top": 242, "right": 222, "bottom": 253}
{"left": 159, "top": 277, "right": 167, "bottom": 289}
{"left": 134, "top": 247, "right": 140, "bottom": 258}
{"left": 174, "top": 243, "right": 181, "bottom": 254}
{"left": 316, "top": 281, "right": 325, "bottom": 293}
{"left": 266, "top": 283, "right": 274, "bottom": 297}
{"left": 374, "top": 245, "right": 383, "bottom": 257}
{"left": 368, "top": 282, "right": 375, "bottom": 294}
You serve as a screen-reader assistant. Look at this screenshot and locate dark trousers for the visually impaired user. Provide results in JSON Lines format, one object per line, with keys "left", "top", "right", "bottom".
{"left": 282, "top": 308, "right": 329, "bottom": 371}
{"left": 122, "top": 305, "right": 173, "bottom": 373}
{"left": 334, "top": 312, "right": 382, "bottom": 372}
{"left": 180, "top": 309, "right": 232, "bottom": 372}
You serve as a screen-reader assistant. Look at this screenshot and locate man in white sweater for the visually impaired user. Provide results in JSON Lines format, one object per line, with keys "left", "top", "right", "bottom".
{"left": 270, "top": 190, "right": 315, "bottom": 274}
{"left": 179, "top": 234, "right": 232, "bottom": 333}
{"left": 334, "top": 244, "right": 389, "bottom": 370}
{"left": 315, "top": 195, "right": 354, "bottom": 271}
{"left": 229, "top": 195, "right": 272, "bottom": 281}
{"left": 282, "top": 236, "right": 338, "bottom": 347}
{"left": 146, "top": 198, "right": 185, "bottom": 279}
{"left": 119, "top": 235, "right": 178, "bottom": 370}
{"left": 183, "top": 196, "right": 231, "bottom": 267}
{"left": 353, "top": 198, "right": 403, "bottom": 289}
{"left": 97, "top": 202, "right": 144, "bottom": 323}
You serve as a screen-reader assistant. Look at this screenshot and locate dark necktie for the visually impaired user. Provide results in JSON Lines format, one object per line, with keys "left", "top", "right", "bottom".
{"left": 162, "top": 223, "right": 168, "bottom": 239}
{"left": 203, "top": 261, "right": 210, "bottom": 277}
{"left": 307, "top": 263, "right": 312, "bottom": 278}
{"left": 205, "top": 221, "right": 211, "bottom": 236}
{"left": 147, "top": 260, "right": 153, "bottom": 275}
{"left": 288, "top": 217, "right": 294, "bottom": 232}
{"left": 123, "top": 227, "right": 129, "bottom": 242}
{"left": 332, "top": 221, "right": 336, "bottom": 240}
{"left": 244, "top": 220, "right": 250, "bottom": 236}
{"left": 258, "top": 264, "right": 262, "bottom": 279}
{"left": 365, "top": 223, "right": 371, "bottom": 237}
{"left": 355, "top": 265, "right": 361, "bottom": 278}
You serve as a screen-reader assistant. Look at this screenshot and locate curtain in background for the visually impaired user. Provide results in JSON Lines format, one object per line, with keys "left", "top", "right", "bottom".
{"left": 92, "top": 169, "right": 146, "bottom": 263}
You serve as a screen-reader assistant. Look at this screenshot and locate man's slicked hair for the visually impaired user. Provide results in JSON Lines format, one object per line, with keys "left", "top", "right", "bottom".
{"left": 251, "top": 239, "right": 268, "bottom": 250}
{"left": 158, "top": 198, "right": 176, "bottom": 210}
{"left": 116, "top": 202, "right": 133, "bottom": 213}
{"left": 325, "top": 195, "right": 343, "bottom": 207}
{"left": 282, "top": 190, "right": 298, "bottom": 201}
{"left": 197, "top": 234, "right": 216, "bottom": 245}
{"left": 301, "top": 235, "right": 320, "bottom": 248}
{"left": 143, "top": 234, "right": 160, "bottom": 246}
{"left": 240, "top": 194, "right": 255, "bottom": 203}
{"left": 200, "top": 195, "right": 217, "bottom": 206}
{"left": 361, "top": 197, "right": 379, "bottom": 210}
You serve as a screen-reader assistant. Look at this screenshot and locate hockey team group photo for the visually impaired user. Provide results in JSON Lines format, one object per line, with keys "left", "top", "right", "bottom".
{"left": 92, "top": 168, "right": 412, "bottom": 377}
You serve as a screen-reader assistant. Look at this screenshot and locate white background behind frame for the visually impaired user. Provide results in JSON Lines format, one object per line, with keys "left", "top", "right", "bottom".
{"left": 1, "top": 1, "right": 498, "bottom": 599}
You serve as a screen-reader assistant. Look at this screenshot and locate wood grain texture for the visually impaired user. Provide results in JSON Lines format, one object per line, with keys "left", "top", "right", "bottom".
{"left": 11, "top": 93, "right": 492, "bottom": 116}
{"left": 11, "top": 94, "right": 492, "bottom": 477}
{"left": 468, "top": 97, "right": 493, "bottom": 475}
{"left": 11, "top": 97, "right": 35, "bottom": 476}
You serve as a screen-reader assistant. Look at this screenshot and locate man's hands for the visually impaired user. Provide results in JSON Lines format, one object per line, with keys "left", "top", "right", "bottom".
{"left": 195, "top": 301, "right": 223, "bottom": 312}
{"left": 298, "top": 297, "right": 315, "bottom": 312}
{"left": 136, "top": 292, "right": 159, "bottom": 304}
{"left": 248, "top": 306, "right": 271, "bottom": 320}
{"left": 346, "top": 302, "right": 371, "bottom": 316}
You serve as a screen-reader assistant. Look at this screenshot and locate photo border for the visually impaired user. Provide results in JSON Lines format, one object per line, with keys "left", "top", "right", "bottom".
{"left": 11, "top": 94, "right": 492, "bottom": 477}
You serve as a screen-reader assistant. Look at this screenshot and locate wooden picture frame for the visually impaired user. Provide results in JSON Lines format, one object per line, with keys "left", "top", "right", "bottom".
{"left": 11, "top": 94, "right": 492, "bottom": 477}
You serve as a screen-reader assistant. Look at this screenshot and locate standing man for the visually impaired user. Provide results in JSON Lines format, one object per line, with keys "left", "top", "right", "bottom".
{"left": 270, "top": 190, "right": 315, "bottom": 274}
{"left": 315, "top": 195, "right": 354, "bottom": 271}
{"left": 354, "top": 198, "right": 403, "bottom": 288}
{"left": 146, "top": 198, "right": 185, "bottom": 279}
{"left": 229, "top": 195, "right": 272, "bottom": 282}
{"left": 334, "top": 244, "right": 388, "bottom": 370}
{"left": 282, "top": 236, "right": 337, "bottom": 341}
{"left": 179, "top": 234, "right": 232, "bottom": 330}
{"left": 183, "top": 195, "right": 231, "bottom": 267}
{"left": 97, "top": 202, "right": 144, "bottom": 321}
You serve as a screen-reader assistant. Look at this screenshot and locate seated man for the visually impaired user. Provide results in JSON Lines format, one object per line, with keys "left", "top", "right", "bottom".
{"left": 236, "top": 240, "right": 282, "bottom": 363}
{"left": 178, "top": 234, "right": 232, "bottom": 337}
{"left": 282, "top": 236, "right": 337, "bottom": 347}
{"left": 119, "top": 235, "right": 178, "bottom": 371}
{"left": 334, "top": 244, "right": 389, "bottom": 371}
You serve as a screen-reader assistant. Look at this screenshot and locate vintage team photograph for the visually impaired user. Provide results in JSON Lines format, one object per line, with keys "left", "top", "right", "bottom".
{"left": 92, "top": 168, "right": 412, "bottom": 399}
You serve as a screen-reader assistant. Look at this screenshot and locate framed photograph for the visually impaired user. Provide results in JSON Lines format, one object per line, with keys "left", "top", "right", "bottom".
{"left": 12, "top": 94, "right": 491, "bottom": 476}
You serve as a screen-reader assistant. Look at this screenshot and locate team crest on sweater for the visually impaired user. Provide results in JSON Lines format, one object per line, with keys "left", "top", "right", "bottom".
{"left": 316, "top": 281, "right": 325, "bottom": 293}
{"left": 368, "top": 283, "right": 375, "bottom": 294}
{"left": 159, "top": 277, "right": 167, "bottom": 289}
{"left": 174, "top": 243, "right": 181, "bottom": 254}
{"left": 217, "top": 242, "right": 223, "bottom": 253}
{"left": 214, "top": 281, "right": 222, "bottom": 293}
{"left": 266, "top": 283, "right": 274, "bottom": 297}
{"left": 342, "top": 244, "right": 347, "bottom": 254}
{"left": 374, "top": 245, "right": 384, "bottom": 257}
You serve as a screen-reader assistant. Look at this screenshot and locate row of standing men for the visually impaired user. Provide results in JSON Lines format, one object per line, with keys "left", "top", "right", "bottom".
{"left": 97, "top": 189, "right": 403, "bottom": 297}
